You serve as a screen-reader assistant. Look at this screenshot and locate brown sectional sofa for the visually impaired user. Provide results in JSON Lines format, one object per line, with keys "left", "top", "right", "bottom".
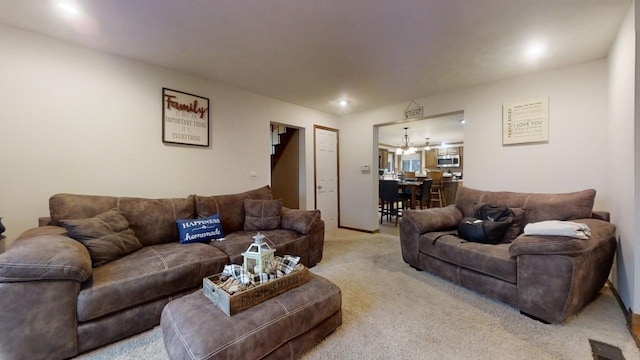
{"left": 400, "top": 186, "right": 617, "bottom": 324}
{"left": 0, "top": 185, "right": 324, "bottom": 360}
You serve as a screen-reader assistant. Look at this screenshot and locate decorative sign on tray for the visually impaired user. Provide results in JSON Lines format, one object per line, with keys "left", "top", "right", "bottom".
{"left": 162, "top": 88, "right": 210, "bottom": 147}
{"left": 502, "top": 98, "right": 549, "bottom": 145}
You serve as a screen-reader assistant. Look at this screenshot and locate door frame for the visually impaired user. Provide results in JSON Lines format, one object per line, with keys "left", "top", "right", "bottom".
{"left": 314, "top": 125, "right": 340, "bottom": 227}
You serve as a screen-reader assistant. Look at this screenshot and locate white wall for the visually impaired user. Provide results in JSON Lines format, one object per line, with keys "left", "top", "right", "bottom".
{"left": 607, "top": 2, "right": 638, "bottom": 312}
{"left": 340, "top": 60, "right": 609, "bottom": 233}
{"left": 0, "top": 24, "right": 338, "bottom": 243}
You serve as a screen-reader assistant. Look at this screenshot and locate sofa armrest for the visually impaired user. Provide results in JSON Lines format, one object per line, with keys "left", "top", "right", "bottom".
{"left": 401, "top": 205, "right": 463, "bottom": 235}
{"left": 0, "top": 226, "right": 92, "bottom": 282}
{"left": 281, "top": 207, "right": 322, "bottom": 235}
{"left": 513, "top": 218, "right": 617, "bottom": 323}
{"left": 400, "top": 205, "right": 462, "bottom": 270}
{"left": 509, "top": 218, "right": 615, "bottom": 257}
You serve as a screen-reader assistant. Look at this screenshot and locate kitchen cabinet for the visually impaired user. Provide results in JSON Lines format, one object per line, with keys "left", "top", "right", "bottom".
{"left": 437, "top": 147, "right": 460, "bottom": 156}
{"left": 378, "top": 148, "right": 389, "bottom": 169}
{"left": 425, "top": 149, "right": 437, "bottom": 168}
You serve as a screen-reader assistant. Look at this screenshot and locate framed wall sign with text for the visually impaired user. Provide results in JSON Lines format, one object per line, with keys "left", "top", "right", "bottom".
{"left": 162, "top": 88, "right": 210, "bottom": 147}
{"left": 502, "top": 98, "right": 549, "bottom": 145}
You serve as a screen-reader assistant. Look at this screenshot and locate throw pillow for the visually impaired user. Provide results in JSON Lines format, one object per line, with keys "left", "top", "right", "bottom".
{"left": 60, "top": 208, "right": 143, "bottom": 267}
{"left": 176, "top": 213, "right": 224, "bottom": 244}
{"left": 244, "top": 199, "right": 283, "bottom": 231}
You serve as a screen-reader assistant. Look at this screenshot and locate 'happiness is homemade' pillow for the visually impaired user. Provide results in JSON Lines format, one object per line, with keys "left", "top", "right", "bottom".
{"left": 176, "top": 214, "right": 224, "bottom": 244}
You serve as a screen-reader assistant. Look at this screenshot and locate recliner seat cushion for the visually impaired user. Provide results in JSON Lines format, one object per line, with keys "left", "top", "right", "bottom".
{"left": 419, "top": 232, "right": 517, "bottom": 284}
{"left": 77, "top": 242, "right": 228, "bottom": 322}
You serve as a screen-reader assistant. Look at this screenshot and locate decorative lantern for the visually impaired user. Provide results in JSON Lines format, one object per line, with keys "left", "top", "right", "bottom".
{"left": 242, "top": 233, "right": 275, "bottom": 275}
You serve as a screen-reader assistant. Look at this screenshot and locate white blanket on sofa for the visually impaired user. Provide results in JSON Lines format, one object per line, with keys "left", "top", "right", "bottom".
{"left": 524, "top": 220, "right": 591, "bottom": 239}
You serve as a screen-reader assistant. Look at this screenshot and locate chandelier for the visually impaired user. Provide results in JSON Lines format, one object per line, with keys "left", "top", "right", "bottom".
{"left": 396, "top": 127, "right": 417, "bottom": 155}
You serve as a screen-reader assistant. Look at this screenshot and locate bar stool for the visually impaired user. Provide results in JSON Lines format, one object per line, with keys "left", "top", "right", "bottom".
{"left": 429, "top": 171, "right": 445, "bottom": 208}
{"left": 379, "top": 180, "right": 405, "bottom": 226}
{"left": 414, "top": 178, "right": 433, "bottom": 209}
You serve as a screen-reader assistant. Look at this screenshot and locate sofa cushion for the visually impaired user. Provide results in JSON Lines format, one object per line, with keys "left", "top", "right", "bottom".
{"left": 502, "top": 207, "right": 526, "bottom": 243}
{"left": 244, "top": 199, "right": 282, "bottom": 230}
{"left": 509, "top": 218, "right": 616, "bottom": 256}
{"left": 523, "top": 189, "right": 596, "bottom": 224}
{"left": 176, "top": 213, "right": 224, "bottom": 244}
{"left": 49, "top": 194, "right": 197, "bottom": 247}
{"left": 118, "top": 196, "right": 196, "bottom": 246}
{"left": 455, "top": 187, "right": 529, "bottom": 218}
{"left": 61, "top": 209, "right": 143, "bottom": 267}
{"left": 419, "top": 232, "right": 517, "bottom": 284}
{"left": 76, "top": 242, "right": 228, "bottom": 322}
{"left": 195, "top": 185, "right": 273, "bottom": 234}
{"left": 212, "top": 230, "right": 307, "bottom": 265}
{"left": 455, "top": 187, "right": 596, "bottom": 226}
{"left": 50, "top": 194, "right": 118, "bottom": 226}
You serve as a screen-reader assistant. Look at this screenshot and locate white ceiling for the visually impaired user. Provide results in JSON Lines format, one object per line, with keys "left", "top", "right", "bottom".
{"left": 0, "top": 0, "right": 630, "bottom": 117}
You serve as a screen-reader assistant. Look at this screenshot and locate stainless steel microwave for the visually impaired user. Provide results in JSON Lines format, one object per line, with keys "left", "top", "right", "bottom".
{"left": 437, "top": 155, "right": 460, "bottom": 167}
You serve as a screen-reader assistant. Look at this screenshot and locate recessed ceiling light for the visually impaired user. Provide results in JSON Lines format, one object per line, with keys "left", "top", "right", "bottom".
{"left": 57, "top": 2, "right": 80, "bottom": 16}
{"left": 525, "top": 41, "right": 546, "bottom": 60}
{"left": 459, "top": 119, "right": 466, "bottom": 124}
{"left": 338, "top": 100, "right": 349, "bottom": 107}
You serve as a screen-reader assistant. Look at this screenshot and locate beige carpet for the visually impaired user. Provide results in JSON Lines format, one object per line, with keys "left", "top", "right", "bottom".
{"left": 76, "top": 228, "right": 640, "bottom": 360}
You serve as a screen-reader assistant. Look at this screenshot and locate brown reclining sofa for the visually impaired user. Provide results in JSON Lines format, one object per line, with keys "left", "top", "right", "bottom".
{"left": 0, "top": 185, "right": 324, "bottom": 359}
{"left": 400, "top": 186, "right": 617, "bottom": 324}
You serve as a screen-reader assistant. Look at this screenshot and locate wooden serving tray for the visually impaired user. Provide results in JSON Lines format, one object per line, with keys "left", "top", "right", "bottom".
{"left": 203, "top": 267, "right": 309, "bottom": 316}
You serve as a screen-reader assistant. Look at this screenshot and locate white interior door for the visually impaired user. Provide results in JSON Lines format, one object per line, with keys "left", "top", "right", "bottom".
{"left": 314, "top": 126, "right": 338, "bottom": 230}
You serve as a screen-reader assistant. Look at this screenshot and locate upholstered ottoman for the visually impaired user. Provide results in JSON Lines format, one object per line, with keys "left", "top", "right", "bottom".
{"left": 161, "top": 273, "right": 342, "bottom": 360}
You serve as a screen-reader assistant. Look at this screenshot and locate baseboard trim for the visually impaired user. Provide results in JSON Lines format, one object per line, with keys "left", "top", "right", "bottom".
{"left": 338, "top": 226, "right": 379, "bottom": 234}
{"left": 607, "top": 280, "right": 640, "bottom": 349}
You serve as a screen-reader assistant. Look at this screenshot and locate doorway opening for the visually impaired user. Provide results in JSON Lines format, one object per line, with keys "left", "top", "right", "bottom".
{"left": 270, "top": 123, "right": 304, "bottom": 209}
{"left": 374, "top": 111, "right": 465, "bottom": 226}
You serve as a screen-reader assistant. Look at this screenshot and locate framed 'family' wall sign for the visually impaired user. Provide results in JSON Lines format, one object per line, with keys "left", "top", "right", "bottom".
{"left": 502, "top": 98, "right": 549, "bottom": 145}
{"left": 162, "top": 88, "right": 210, "bottom": 147}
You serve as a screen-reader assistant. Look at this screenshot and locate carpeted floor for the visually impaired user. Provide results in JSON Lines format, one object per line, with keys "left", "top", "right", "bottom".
{"left": 75, "top": 228, "right": 640, "bottom": 360}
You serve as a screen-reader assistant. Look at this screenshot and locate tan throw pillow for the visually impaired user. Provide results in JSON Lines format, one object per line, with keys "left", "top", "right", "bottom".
{"left": 244, "top": 199, "right": 283, "bottom": 231}
{"left": 60, "top": 208, "right": 143, "bottom": 267}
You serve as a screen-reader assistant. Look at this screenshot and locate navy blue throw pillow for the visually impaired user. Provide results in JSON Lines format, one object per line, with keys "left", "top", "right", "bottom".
{"left": 176, "top": 214, "right": 224, "bottom": 244}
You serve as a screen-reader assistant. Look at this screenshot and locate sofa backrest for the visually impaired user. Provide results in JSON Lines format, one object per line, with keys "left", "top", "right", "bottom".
{"left": 455, "top": 186, "right": 596, "bottom": 224}
{"left": 49, "top": 194, "right": 196, "bottom": 246}
{"left": 194, "top": 185, "right": 273, "bottom": 234}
